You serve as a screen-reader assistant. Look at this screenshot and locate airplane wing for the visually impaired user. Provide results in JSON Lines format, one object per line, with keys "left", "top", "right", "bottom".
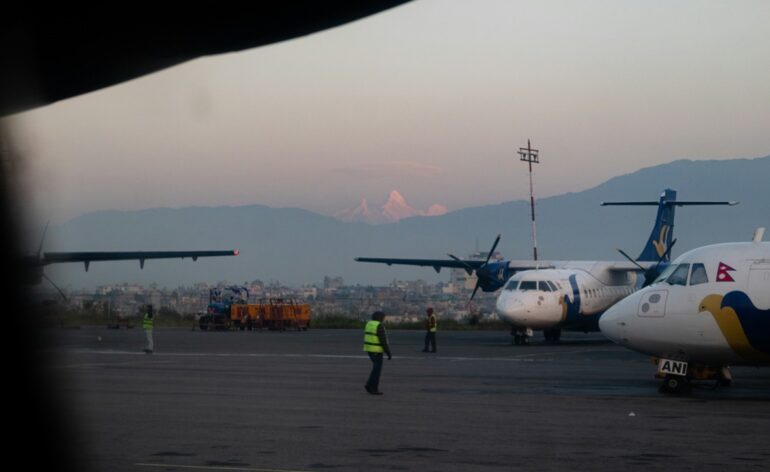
{"left": 505, "top": 260, "right": 557, "bottom": 270}
{"left": 42, "top": 250, "right": 239, "bottom": 270}
{"left": 355, "top": 257, "right": 559, "bottom": 274}
{"left": 355, "top": 257, "right": 487, "bottom": 274}
{"left": 1, "top": 2, "right": 412, "bottom": 116}
{"left": 605, "top": 261, "right": 656, "bottom": 272}
{"left": 356, "top": 257, "right": 562, "bottom": 270}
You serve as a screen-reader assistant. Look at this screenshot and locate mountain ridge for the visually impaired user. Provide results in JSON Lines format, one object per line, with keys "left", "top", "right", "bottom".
{"left": 45, "top": 155, "right": 770, "bottom": 289}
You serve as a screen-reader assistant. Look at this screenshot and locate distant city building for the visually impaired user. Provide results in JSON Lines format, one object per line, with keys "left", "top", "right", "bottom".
{"left": 53, "top": 275, "right": 499, "bottom": 323}
{"left": 323, "top": 276, "right": 345, "bottom": 290}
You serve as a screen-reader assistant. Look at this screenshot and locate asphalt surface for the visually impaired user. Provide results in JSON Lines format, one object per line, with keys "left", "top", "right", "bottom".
{"left": 43, "top": 326, "right": 770, "bottom": 472}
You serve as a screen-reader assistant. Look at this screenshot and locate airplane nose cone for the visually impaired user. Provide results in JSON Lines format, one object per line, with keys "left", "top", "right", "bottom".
{"left": 496, "top": 292, "right": 562, "bottom": 329}
{"left": 496, "top": 295, "right": 525, "bottom": 323}
{"left": 497, "top": 297, "right": 522, "bottom": 314}
{"left": 599, "top": 294, "right": 637, "bottom": 344}
{"left": 598, "top": 306, "right": 622, "bottom": 342}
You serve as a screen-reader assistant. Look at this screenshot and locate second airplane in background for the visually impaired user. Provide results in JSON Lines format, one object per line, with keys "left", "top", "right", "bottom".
{"left": 357, "top": 189, "right": 737, "bottom": 344}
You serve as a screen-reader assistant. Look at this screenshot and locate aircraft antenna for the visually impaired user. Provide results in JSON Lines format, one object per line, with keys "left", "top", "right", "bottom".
{"left": 518, "top": 139, "right": 540, "bottom": 260}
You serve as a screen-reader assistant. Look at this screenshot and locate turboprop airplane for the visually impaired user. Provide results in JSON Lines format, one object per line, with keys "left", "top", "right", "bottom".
{"left": 357, "top": 189, "right": 737, "bottom": 344}
{"left": 599, "top": 228, "right": 770, "bottom": 393}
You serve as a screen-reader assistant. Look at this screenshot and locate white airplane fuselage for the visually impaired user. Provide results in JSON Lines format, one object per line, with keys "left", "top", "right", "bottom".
{"left": 495, "top": 263, "right": 640, "bottom": 332}
{"left": 600, "top": 241, "right": 770, "bottom": 366}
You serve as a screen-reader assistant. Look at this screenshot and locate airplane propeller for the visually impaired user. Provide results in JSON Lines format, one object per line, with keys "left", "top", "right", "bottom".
{"left": 617, "top": 238, "right": 677, "bottom": 287}
{"left": 42, "top": 273, "right": 69, "bottom": 303}
{"left": 448, "top": 234, "right": 501, "bottom": 301}
{"left": 35, "top": 221, "right": 68, "bottom": 303}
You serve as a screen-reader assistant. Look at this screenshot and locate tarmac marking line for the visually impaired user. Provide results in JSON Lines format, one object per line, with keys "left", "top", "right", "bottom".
{"left": 135, "top": 463, "right": 310, "bottom": 472}
{"left": 507, "top": 347, "right": 619, "bottom": 359}
{"left": 60, "top": 349, "right": 579, "bottom": 363}
{"left": 57, "top": 360, "right": 178, "bottom": 369}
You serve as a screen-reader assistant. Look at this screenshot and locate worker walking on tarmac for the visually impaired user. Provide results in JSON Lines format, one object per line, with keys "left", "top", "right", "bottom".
{"left": 143, "top": 304, "right": 154, "bottom": 354}
{"left": 422, "top": 307, "right": 437, "bottom": 353}
{"left": 363, "top": 311, "right": 391, "bottom": 395}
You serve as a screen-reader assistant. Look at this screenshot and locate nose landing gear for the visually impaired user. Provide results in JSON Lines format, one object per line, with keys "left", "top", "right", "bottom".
{"left": 659, "top": 374, "right": 691, "bottom": 394}
{"left": 511, "top": 327, "right": 534, "bottom": 345}
{"left": 656, "top": 362, "right": 733, "bottom": 394}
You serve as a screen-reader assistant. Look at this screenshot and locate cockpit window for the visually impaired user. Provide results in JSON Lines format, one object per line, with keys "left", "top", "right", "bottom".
{"left": 504, "top": 280, "right": 519, "bottom": 291}
{"left": 546, "top": 281, "right": 558, "bottom": 291}
{"left": 519, "top": 281, "right": 537, "bottom": 291}
{"left": 653, "top": 264, "right": 678, "bottom": 284}
{"left": 666, "top": 263, "right": 690, "bottom": 286}
{"left": 538, "top": 281, "right": 552, "bottom": 292}
{"left": 690, "top": 263, "right": 708, "bottom": 286}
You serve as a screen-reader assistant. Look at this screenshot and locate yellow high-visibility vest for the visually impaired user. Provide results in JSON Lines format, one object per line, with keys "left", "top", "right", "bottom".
{"left": 143, "top": 313, "right": 154, "bottom": 329}
{"left": 429, "top": 314, "right": 437, "bottom": 333}
{"left": 363, "top": 320, "right": 383, "bottom": 353}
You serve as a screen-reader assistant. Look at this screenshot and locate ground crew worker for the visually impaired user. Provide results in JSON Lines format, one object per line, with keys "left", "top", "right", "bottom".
{"left": 143, "top": 304, "right": 154, "bottom": 354}
{"left": 422, "top": 307, "right": 437, "bottom": 353}
{"left": 363, "top": 311, "right": 391, "bottom": 395}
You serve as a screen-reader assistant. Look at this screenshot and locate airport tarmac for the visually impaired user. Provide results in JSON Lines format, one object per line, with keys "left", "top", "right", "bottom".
{"left": 44, "top": 326, "right": 770, "bottom": 472}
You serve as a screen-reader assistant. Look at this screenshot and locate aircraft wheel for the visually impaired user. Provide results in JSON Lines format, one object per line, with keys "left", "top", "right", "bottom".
{"left": 717, "top": 378, "right": 732, "bottom": 387}
{"left": 660, "top": 375, "right": 690, "bottom": 394}
{"left": 717, "top": 366, "right": 732, "bottom": 387}
{"left": 543, "top": 329, "right": 561, "bottom": 342}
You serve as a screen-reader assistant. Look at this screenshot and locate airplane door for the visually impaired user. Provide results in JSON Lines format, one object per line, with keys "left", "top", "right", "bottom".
{"left": 748, "top": 262, "right": 770, "bottom": 308}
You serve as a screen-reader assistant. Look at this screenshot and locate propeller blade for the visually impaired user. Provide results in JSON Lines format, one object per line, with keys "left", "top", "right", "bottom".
{"left": 657, "top": 238, "right": 677, "bottom": 267}
{"left": 470, "top": 280, "right": 481, "bottom": 301}
{"left": 641, "top": 238, "right": 678, "bottom": 287}
{"left": 484, "top": 234, "right": 502, "bottom": 265}
{"left": 447, "top": 253, "right": 475, "bottom": 275}
{"left": 616, "top": 248, "right": 646, "bottom": 271}
{"left": 467, "top": 235, "right": 502, "bottom": 302}
{"left": 37, "top": 221, "right": 50, "bottom": 258}
{"left": 641, "top": 270, "right": 657, "bottom": 287}
{"left": 42, "top": 273, "right": 68, "bottom": 303}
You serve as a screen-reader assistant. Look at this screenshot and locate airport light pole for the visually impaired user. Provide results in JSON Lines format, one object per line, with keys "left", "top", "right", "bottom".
{"left": 518, "top": 139, "right": 540, "bottom": 261}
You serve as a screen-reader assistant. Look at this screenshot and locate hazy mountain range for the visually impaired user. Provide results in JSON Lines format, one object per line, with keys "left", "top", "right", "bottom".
{"left": 44, "top": 155, "right": 770, "bottom": 290}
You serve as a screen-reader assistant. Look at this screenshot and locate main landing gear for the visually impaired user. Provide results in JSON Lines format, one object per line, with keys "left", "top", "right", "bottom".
{"left": 543, "top": 328, "right": 561, "bottom": 342}
{"left": 511, "top": 327, "right": 534, "bottom": 345}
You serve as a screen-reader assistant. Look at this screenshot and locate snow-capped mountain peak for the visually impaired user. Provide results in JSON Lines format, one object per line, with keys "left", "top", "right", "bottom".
{"left": 334, "top": 191, "right": 447, "bottom": 224}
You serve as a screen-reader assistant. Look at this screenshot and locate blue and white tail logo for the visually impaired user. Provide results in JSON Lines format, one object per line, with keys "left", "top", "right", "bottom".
{"left": 638, "top": 189, "right": 676, "bottom": 262}
{"left": 602, "top": 189, "right": 736, "bottom": 263}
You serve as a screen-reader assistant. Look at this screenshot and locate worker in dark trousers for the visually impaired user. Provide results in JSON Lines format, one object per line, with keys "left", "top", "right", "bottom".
{"left": 363, "top": 311, "right": 391, "bottom": 395}
{"left": 143, "top": 304, "right": 154, "bottom": 354}
{"left": 422, "top": 307, "right": 437, "bottom": 353}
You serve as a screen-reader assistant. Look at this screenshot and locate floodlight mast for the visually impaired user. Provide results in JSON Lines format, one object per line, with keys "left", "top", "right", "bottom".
{"left": 518, "top": 139, "right": 540, "bottom": 261}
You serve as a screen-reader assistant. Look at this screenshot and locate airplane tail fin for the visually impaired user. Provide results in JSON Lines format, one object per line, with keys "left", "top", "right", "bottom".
{"left": 602, "top": 189, "right": 737, "bottom": 262}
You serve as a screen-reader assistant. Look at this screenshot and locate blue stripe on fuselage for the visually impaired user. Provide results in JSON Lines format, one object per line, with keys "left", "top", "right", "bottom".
{"left": 563, "top": 274, "right": 581, "bottom": 322}
{"left": 561, "top": 274, "right": 602, "bottom": 332}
